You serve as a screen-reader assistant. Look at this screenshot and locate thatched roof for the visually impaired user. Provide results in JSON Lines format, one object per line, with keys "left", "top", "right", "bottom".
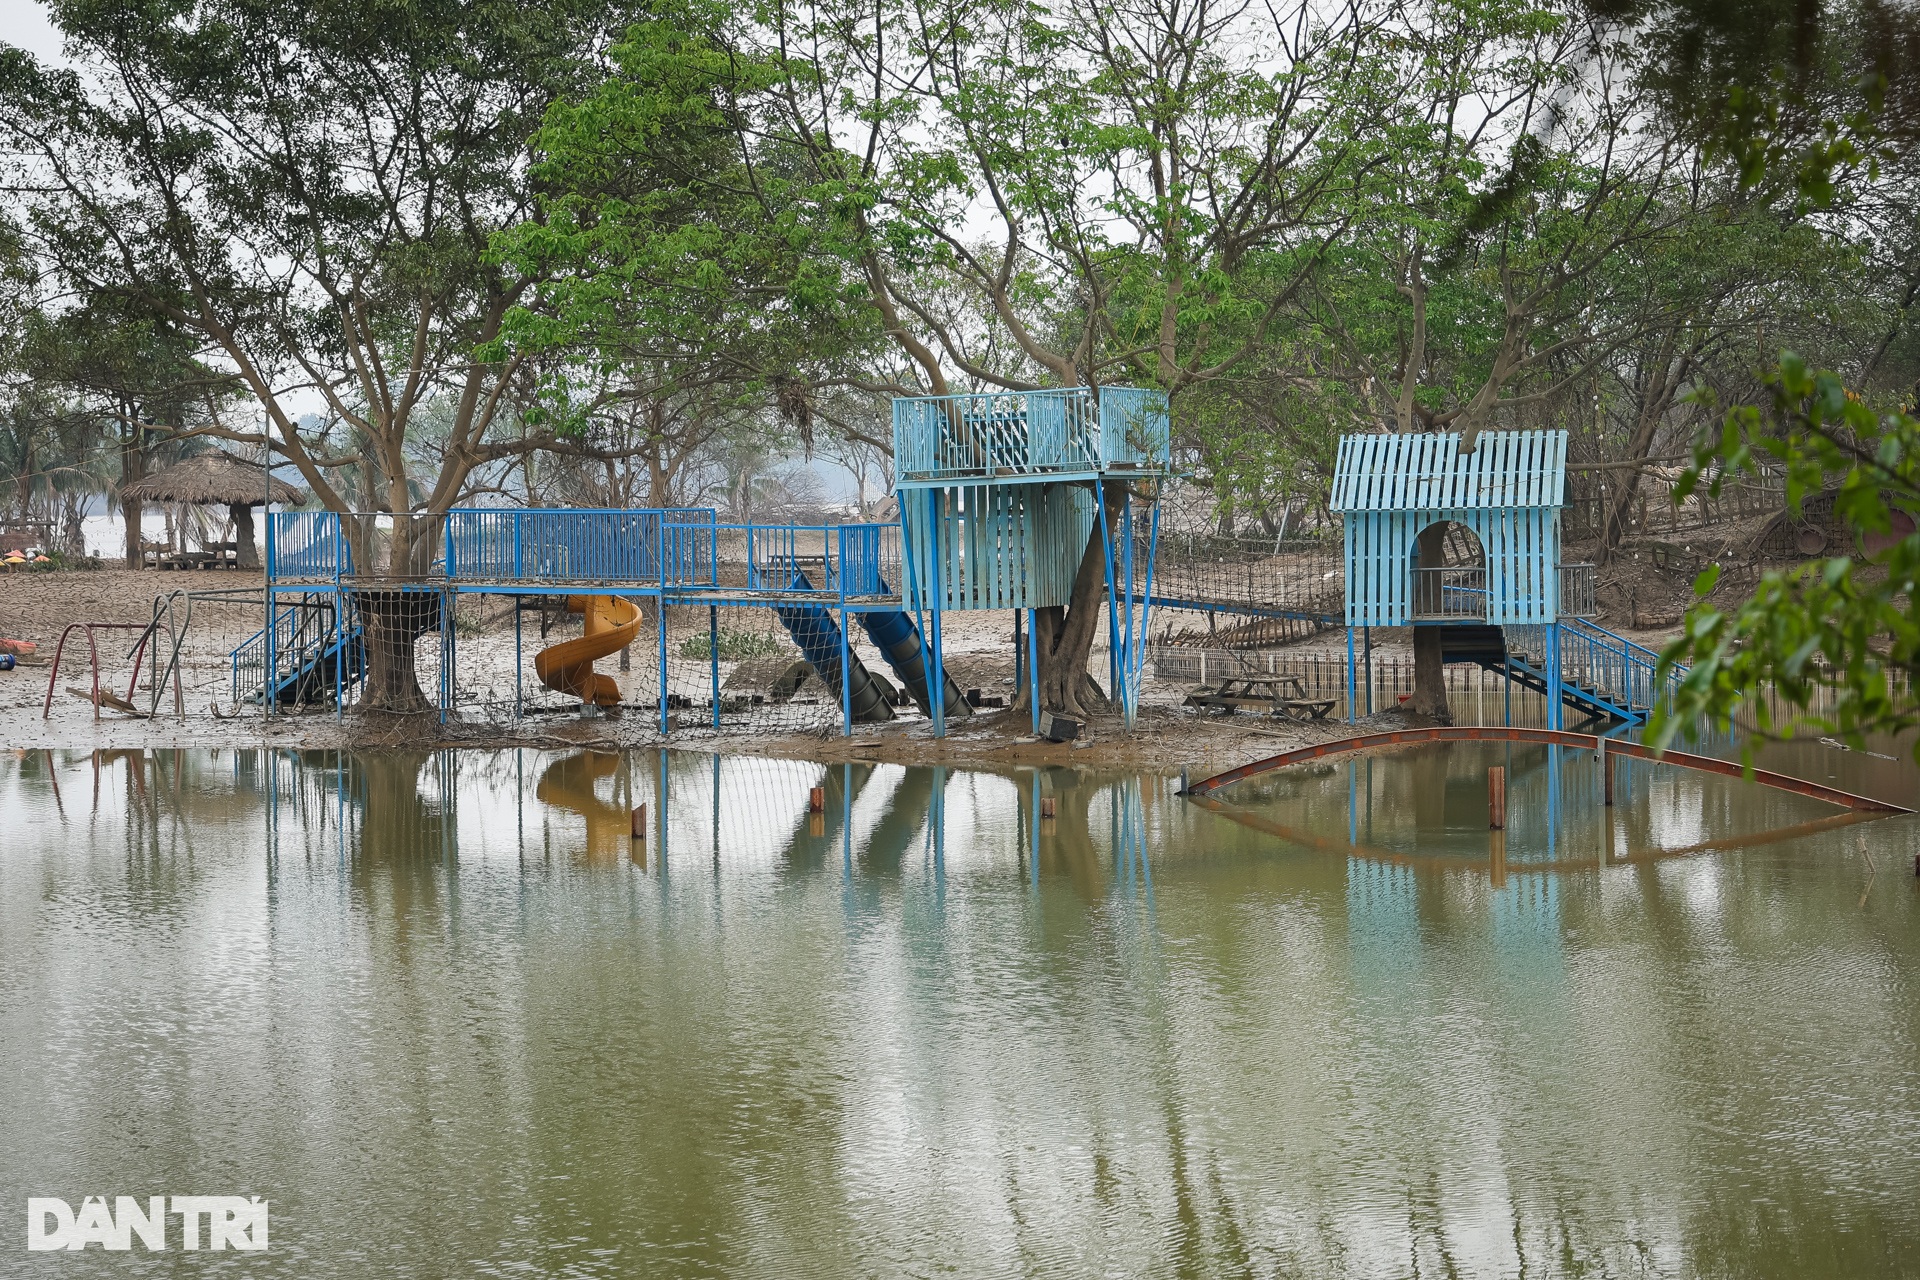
{"left": 121, "top": 453, "right": 306, "bottom": 507}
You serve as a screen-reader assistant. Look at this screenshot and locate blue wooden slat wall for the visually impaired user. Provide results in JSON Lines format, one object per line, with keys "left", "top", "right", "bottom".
{"left": 902, "top": 482, "right": 1092, "bottom": 611}
{"left": 1332, "top": 430, "right": 1567, "bottom": 626}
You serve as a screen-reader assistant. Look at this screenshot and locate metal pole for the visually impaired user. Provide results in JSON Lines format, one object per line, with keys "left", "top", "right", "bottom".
{"left": 840, "top": 607, "right": 852, "bottom": 737}
{"left": 1546, "top": 622, "right": 1563, "bottom": 732}
{"left": 709, "top": 604, "right": 720, "bottom": 729}
{"left": 1363, "top": 625, "right": 1373, "bottom": 716}
{"left": 1096, "top": 483, "right": 1120, "bottom": 704}
{"left": 514, "top": 603, "right": 523, "bottom": 719}
{"left": 928, "top": 490, "right": 945, "bottom": 738}
{"left": 1139, "top": 494, "right": 1162, "bottom": 716}
{"left": 1345, "top": 627, "right": 1356, "bottom": 723}
{"left": 1027, "top": 607, "right": 1040, "bottom": 736}
{"left": 1120, "top": 495, "right": 1136, "bottom": 724}
{"left": 264, "top": 585, "right": 275, "bottom": 720}
{"left": 657, "top": 593, "right": 669, "bottom": 735}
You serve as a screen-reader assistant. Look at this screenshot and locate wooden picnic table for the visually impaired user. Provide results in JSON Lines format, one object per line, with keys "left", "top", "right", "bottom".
{"left": 1184, "top": 674, "right": 1337, "bottom": 721}
{"left": 158, "top": 542, "right": 239, "bottom": 570}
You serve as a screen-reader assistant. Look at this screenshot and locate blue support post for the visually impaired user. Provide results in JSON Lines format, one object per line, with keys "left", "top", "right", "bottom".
{"left": 709, "top": 605, "right": 720, "bottom": 729}
{"left": 657, "top": 593, "right": 669, "bottom": 735}
{"left": 514, "top": 603, "right": 523, "bottom": 719}
{"left": 1345, "top": 627, "right": 1356, "bottom": 723}
{"left": 1096, "top": 483, "right": 1120, "bottom": 705}
{"left": 1363, "top": 626, "right": 1373, "bottom": 716}
{"left": 1120, "top": 497, "right": 1136, "bottom": 724}
{"left": 1546, "top": 621, "right": 1563, "bottom": 731}
{"left": 333, "top": 595, "right": 343, "bottom": 718}
{"left": 1027, "top": 607, "right": 1040, "bottom": 736}
{"left": 927, "top": 491, "right": 945, "bottom": 739}
{"left": 839, "top": 607, "right": 853, "bottom": 737}
{"left": 1138, "top": 496, "right": 1162, "bottom": 717}
{"left": 264, "top": 586, "right": 276, "bottom": 720}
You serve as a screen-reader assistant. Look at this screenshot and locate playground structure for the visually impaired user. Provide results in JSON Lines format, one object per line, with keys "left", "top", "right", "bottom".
{"left": 1328, "top": 429, "right": 1676, "bottom": 728}
{"left": 240, "top": 385, "right": 1174, "bottom": 737}
{"left": 231, "top": 416, "right": 1701, "bottom": 736}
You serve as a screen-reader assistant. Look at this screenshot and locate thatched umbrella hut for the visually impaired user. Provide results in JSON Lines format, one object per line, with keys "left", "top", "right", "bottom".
{"left": 120, "top": 453, "right": 305, "bottom": 569}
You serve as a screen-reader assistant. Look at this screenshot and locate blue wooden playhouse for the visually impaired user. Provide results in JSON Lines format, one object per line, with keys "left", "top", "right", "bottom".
{"left": 1332, "top": 429, "right": 1670, "bottom": 727}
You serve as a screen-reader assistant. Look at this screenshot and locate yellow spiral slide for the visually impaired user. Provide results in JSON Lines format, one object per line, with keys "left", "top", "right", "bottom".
{"left": 534, "top": 595, "right": 642, "bottom": 707}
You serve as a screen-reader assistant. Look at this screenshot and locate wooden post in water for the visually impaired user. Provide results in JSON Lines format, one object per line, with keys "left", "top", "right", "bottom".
{"left": 1601, "top": 738, "right": 1614, "bottom": 806}
{"left": 1488, "top": 766, "right": 1507, "bottom": 830}
{"left": 630, "top": 804, "right": 646, "bottom": 839}
{"left": 1489, "top": 829, "right": 1507, "bottom": 887}
{"left": 808, "top": 786, "right": 825, "bottom": 813}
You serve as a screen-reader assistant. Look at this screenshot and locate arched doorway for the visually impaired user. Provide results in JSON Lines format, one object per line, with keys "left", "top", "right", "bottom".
{"left": 1410, "top": 520, "right": 1486, "bottom": 619}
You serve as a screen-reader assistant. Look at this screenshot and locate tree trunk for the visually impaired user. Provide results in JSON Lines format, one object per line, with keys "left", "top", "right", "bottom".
{"left": 353, "top": 588, "right": 440, "bottom": 713}
{"left": 232, "top": 503, "right": 259, "bottom": 569}
{"left": 120, "top": 402, "right": 146, "bottom": 567}
{"left": 1410, "top": 626, "right": 1451, "bottom": 723}
{"left": 1600, "top": 337, "right": 1688, "bottom": 562}
{"left": 1410, "top": 523, "right": 1451, "bottom": 721}
{"left": 1016, "top": 481, "right": 1125, "bottom": 720}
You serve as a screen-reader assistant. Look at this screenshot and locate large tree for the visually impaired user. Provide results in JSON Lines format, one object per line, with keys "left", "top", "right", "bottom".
{"left": 505, "top": 0, "right": 1396, "bottom": 718}
{"left": 0, "top": 0, "right": 634, "bottom": 709}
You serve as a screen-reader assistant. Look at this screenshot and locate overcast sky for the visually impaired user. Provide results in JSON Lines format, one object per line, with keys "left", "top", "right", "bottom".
{"left": 0, "top": 0, "right": 867, "bottom": 508}
{"left": 2, "top": 0, "right": 62, "bottom": 61}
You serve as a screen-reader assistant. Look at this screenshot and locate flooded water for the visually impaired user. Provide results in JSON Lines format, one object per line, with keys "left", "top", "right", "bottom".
{"left": 3, "top": 744, "right": 1918, "bottom": 1278}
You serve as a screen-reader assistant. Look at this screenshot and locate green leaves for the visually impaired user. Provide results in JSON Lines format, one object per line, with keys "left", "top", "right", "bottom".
{"left": 1651, "top": 352, "right": 1920, "bottom": 761}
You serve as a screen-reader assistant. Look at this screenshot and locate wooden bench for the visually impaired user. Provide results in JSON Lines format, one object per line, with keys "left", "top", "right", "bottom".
{"left": 1184, "top": 674, "right": 1337, "bottom": 721}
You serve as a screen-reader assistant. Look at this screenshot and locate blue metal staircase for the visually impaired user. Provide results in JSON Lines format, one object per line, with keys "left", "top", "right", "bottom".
{"left": 231, "top": 600, "right": 366, "bottom": 707}
{"left": 1443, "top": 618, "right": 1680, "bottom": 725}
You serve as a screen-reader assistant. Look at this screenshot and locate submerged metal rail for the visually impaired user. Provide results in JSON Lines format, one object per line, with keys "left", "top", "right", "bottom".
{"left": 1180, "top": 725, "right": 1912, "bottom": 813}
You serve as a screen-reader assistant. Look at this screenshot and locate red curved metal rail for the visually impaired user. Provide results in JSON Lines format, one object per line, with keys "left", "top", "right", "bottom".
{"left": 1182, "top": 725, "right": 1912, "bottom": 814}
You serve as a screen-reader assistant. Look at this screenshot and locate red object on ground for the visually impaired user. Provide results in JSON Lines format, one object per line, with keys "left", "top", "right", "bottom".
{"left": 0, "top": 638, "right": 36, "bottom": 656}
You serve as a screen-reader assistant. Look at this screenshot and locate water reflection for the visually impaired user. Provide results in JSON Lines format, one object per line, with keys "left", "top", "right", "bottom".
{"left": 1, "top": 745, "right": 1916, "bottom": 1278}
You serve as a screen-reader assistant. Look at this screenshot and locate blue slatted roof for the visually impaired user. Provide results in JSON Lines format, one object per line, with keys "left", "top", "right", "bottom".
{"left": 1329, "top": 431, "right": 1567, "bottom": 513}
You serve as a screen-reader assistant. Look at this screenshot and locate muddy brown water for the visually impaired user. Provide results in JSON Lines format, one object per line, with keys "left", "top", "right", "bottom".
{"left": 2, "top": 743, "right": 1917, "bottom": 1277}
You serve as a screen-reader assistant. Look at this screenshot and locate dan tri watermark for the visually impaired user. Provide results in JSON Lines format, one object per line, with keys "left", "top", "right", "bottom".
{"left": 26, "top": 1196, "right": 268, "bottom": 1251}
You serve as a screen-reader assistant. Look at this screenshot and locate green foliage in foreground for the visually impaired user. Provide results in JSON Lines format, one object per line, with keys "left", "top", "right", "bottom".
{"left": 679, "top": 629, "right": 784, "bottom": 662}
{"left": 1649, "top": 355, "right": 1920, "bottom": 758}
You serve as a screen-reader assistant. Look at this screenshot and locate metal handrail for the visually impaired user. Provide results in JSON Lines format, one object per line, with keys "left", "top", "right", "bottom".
{"left": 1409, "top": 565, "right": 1487, "bottom": 619}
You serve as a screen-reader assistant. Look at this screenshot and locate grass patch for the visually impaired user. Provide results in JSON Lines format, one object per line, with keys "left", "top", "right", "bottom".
{"left": 679, "top": 629, "right": 785, "bottom": 661}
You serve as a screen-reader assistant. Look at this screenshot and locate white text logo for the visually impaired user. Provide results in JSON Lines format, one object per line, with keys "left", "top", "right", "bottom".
{"left": 26, "top": 1196, "right": 268, "bottom": 1251}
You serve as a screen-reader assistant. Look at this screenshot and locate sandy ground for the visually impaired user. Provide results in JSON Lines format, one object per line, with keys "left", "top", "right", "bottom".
{"left": 0, "top": 567, "right": 1403, "bottom": 776}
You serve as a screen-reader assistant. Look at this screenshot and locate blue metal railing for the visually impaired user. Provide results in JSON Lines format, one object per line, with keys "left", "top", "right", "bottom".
{"left": 268, "top": 511, "right": 349, "bottom": 579}
{"left": 1098, "top": 386, "right": 1173, "bottom": 468}
{"left": 444, "top": 508, "right": 716, "bottom": 582}
{"left": 231, "top": 598, "right": 353, "bottom": 705}
{"left": 731, "top": 523, "right": 901, "bottom": 597}
{"left": 892, "top": 386, "right": 1171, "bottom": 480}
{"left": 1503, "top": 618, "right": 1682, "bottom": 718}
{"left": 269, "top": 506, "right": 901, "bottom": 600}
{"left": 1558, "top": 617, "right": 1682, "bottom": 715}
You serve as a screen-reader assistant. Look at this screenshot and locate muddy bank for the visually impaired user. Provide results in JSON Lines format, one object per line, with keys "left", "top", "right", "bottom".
{"left": 0, "top": 693, "right": 1431, "bottom": 779}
